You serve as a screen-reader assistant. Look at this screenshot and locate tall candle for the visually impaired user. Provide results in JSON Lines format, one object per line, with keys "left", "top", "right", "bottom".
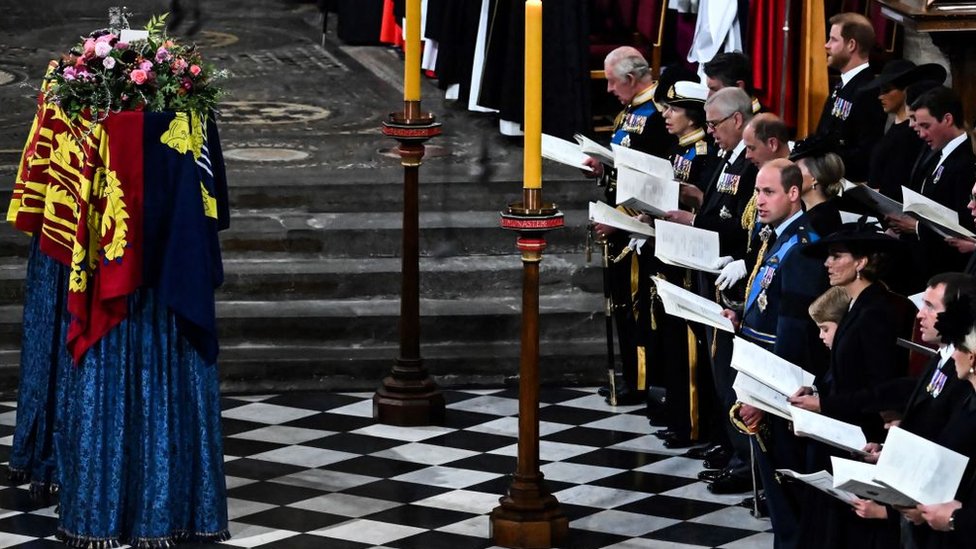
{"left": 523, "top": 0, "right": 542, "bottom": 190}
{"left": 404, "top": 0, "right": 422, "bottom": 102}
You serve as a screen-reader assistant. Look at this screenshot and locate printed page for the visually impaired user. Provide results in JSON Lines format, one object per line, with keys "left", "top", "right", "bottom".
{"left": 873, "top": 426, "right": 969, "bottom": 506}
{"left": 777, "top": 469, "right": 859, "bottom": 505}
{"left": 542, "top": 134, "right": 595, "bottom": 172}
{"left": 789, "top": 406, "right": 868, "bottom": 456}
{"left": 652, "top": 276, "right": 734, "bottom": 332}
{"left": 730, "top": 337, "right": 816, "bottom": 396}
{"left": 588, "top": 202, "right": 655, "bottom": 238}
{"left": 573, "top": 133, "right": 614, "bottom": 166}
{"left": 732, "top": 373, "right": 793, "bottom": 421}
{"left": 616, "top": 166, "right": 680, "bottom": 217}
{"left": 653, "top": 220, "right": 722, "bottom": 274}
{"left": 611, "top": 143, "right": 676, "bottom": 180}
{"left": 902, "top": 186, "right": 976, "bottom": 239}
{"left": 832, "top": 457, "right": 918, "bottom": 507}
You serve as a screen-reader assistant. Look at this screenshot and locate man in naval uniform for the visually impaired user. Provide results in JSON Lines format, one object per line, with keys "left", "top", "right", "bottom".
{"left": 813, "top": 12, "right": 885, "bottom": 183}
{"left": 586, "top": 46, "right": 676, "bottom": 405}
{"left": 726, "top": 158, "right": 827, "bottom": 549}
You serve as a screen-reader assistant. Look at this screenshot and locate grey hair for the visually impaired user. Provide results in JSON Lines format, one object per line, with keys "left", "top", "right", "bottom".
{"left": 605, "top": 48, "right": 651, "bottom": 81}
{"left": 705, "top": 87, "right": 754, "bottom": 122}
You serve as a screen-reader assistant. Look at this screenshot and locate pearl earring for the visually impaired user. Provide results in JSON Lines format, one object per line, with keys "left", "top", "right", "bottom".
{"left": 856, "top": 270, "right": 861, "bottom": 280}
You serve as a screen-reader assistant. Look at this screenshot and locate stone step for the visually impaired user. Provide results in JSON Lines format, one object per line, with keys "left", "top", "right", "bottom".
{"left": 215, "top": 339, "right": 609, "bottom": 392}
{"left": 0, "top": 209, "right": 593, "bottom": 258}
{"left": 0, "top": 253, "right": 604, "bottom": 305}
{"left": 226, "top": 171, "right": 597, "bottom": 213}
{"left": 0, "top": 292, "right": 604, "bottom": 350}
{"left": 219, "top": 209, "right": 590, "bottom": 257}
{"left": 0, "top": 338, "right": 610, "bottom": 393}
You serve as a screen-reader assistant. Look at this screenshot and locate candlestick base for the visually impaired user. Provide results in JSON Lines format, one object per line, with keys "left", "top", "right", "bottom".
{"left": 373, "top": 358, "right": 446, "bottom": 426}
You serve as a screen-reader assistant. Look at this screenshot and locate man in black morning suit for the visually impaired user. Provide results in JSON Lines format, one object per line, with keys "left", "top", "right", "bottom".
{"left": 813, "top": 12, "right": 885, "bottom": 183}
{"left": 887, "top": 87, "right": 976, "bottom": 279}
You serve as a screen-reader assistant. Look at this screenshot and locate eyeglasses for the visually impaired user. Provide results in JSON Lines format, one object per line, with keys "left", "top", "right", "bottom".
{"left": 705, "top": 113, "right": 735, "bottom": 130}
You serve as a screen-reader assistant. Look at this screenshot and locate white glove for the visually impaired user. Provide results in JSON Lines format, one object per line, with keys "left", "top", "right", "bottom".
{"left": 628, "top": 237, "right": 648, "bottom": 254}
{"left": 715, "top": 259, "right": 747, "bottom": 290}
{"left": 712, "top": 256, "right": 735, "bottom": 270}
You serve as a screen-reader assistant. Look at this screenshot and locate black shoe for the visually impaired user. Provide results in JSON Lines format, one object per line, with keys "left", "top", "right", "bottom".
{"left": 707, "top": 472, "right": 752, "bottom": 494}
{"left": 684, "top": 443, "right": 721, "bottom": 460}
{"left": 597, "top": 386, "right": 612, "bottom": 397}
{"left": 739, "top": 494, "right": 768, "bottom": 517}
{"left": 653, "top": 429, "right": 674, "bottom": 440}
{"left": 698, "top": 468, "right": 726, "bottom": 483}
{"left": 703, "top": 451, "right": 732, "bottom": 470}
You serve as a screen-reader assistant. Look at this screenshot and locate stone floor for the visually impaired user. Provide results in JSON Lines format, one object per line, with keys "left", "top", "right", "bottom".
{"left": 0, "top": 388, "right": 772, "bottom": 548}
{"left": 0, "top": 2, "right": 774, "bottom": 548}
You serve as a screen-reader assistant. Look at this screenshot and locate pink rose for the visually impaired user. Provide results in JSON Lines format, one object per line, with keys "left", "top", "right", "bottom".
{"left": 171, "top": 58, "right": 188, "bottom": 74}
{"left": 139, "top": 60, "right": 153, "bottom": 72}
{"left": 94, "top": 41, "right": 112, "bottom": 58}
{"left": 62, "top": 67, "right": 77, "bottom": 81}
{"left": 115, "top": 41, "right": 129, "bottom": 50}
{"left": 102, "top": 56, "right": 116, "bottom": 69}
{"left": 130, "top": 69, "right": 148, "bottom": 85}
{"left": 83, "top": 39, "right": 96, "bottom": 58}
{"left": 95, "top": 33, "right": 116, "bottom": 44}
{"left": 189, "top": 64, "right": 201, "bottom": 76}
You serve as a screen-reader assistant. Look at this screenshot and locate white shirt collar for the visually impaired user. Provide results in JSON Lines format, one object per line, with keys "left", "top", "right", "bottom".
{"left": 725, "top": 139, "right": 747, "bottom": 166}
{"left": 937, "top": 132, "right": 968, "bottom": 167}
{"left": 840, "top": 62, "right": 871, "bottom": 88}
{"left": 938, "top": 344, "right": 954, "bottom": 367}
{"left": 774, "top": 209, "right": 804, "bottom": 238}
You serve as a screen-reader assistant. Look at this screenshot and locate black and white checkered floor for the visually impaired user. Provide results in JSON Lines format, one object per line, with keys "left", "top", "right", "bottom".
{"left": 0, "top": 387, "right": 773, "bottom": 548}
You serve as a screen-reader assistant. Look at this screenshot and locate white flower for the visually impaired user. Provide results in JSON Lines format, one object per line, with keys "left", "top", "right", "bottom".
{"left": 94, "top": 41, "right": 112, "bottom": 58}
{"left": 102, "top": 56, "right": 116, "bottom": 69}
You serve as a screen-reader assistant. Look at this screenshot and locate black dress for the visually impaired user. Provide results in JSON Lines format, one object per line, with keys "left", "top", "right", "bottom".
{"left": 869, "top": 120, "right": 927, "bottom": 202}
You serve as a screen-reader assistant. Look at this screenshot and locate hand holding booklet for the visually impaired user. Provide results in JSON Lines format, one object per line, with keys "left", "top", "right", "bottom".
{"left": 730, "top": 337, "right": 816, "bottom": 397}
{"left": 872, "top": 426, "right": 969, "bottom": 506}
{"left": 733, "top": 373, "right": 793, "bottom": 420}
{"left": 541, "top": 134, "right": 595, "bottom": 172}
{"left": 653, "top": 220, "right": 722, "bottom": 273}
{"left": 652, "top": 276, "right": 734, "bottom": 332}
{"left": 831, "top": 457, "right": 918, "bottom": 507}
{"left": 615, "top": 166, "right": 680, "bottom": 217}
{"left": 588, "top": 202, "right": 655, "bottom": 238}
{"left": 789, "top": 406, "right": 868, "bottom": 457}
{"left": 573, "top": 133, "right": 614, "bottom": 166}
{"left": 901, "top": 186, "right": 976, "bottom": 240}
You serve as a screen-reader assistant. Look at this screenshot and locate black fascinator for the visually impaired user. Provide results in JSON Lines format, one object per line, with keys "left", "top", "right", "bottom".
{"left": 936, "top": 294, "right": 976, "bottom": 349}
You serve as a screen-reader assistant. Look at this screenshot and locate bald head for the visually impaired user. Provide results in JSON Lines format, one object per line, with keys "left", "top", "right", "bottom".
{"left": 743, "top": 113, "right": 790, "bottom": 167}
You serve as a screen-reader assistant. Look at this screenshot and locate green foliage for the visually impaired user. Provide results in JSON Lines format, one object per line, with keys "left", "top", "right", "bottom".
{"left": 43, "top": 14, "right": 225, "bottom": 120}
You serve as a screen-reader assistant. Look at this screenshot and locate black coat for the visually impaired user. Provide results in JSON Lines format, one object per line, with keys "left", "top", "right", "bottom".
{"left": 915, "top": 135, "right": 976, "bottom": 276}
{"left": 814, "top": 68, "right": 887, "bottom": 183}
{"left": 818, "top": 283, "right": 914, "bottom": 443}
{"left": 693, "top": 149, "right": 757, "bottom": 259}
{"left": 869, "top": 119, "right": 927, "bottom": 201}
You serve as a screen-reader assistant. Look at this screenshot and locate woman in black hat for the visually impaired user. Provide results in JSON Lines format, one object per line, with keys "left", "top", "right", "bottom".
{"left": 789, "top": 224, "right": 914, "bottom": 548}
{"left": 866, "top": 60, "right": 947, "bottom": 201}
